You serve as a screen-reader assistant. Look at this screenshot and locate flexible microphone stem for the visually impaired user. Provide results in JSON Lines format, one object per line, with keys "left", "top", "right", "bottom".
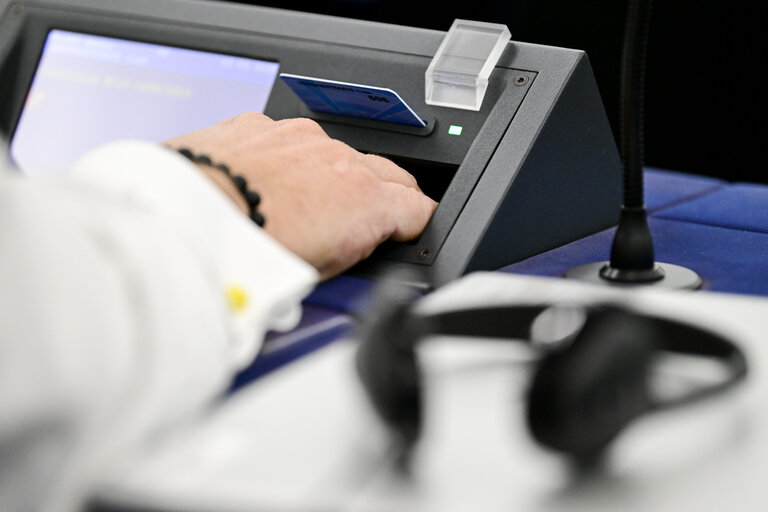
{"left": 620, "top": 0, "right": 651, "bottom": 211}
{"left": 566, "top": 0, "right": 702, "bottom": 289}
{"left": 600, "top": 0, "right": 664, "bottom": 282}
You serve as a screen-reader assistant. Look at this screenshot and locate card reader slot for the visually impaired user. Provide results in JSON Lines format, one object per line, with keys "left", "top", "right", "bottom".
{"left": 298, "top": 104, "right": 434, "bottom": 136}
{"left": 353, "top": 154, "right": 456, "bottom": 249}
{"left": 383, "top": 154, "right": 458, "bottom": 203}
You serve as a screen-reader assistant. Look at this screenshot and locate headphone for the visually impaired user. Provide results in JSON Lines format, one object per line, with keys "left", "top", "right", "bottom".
{"left": 353, "top": 273, "right": 748, "bottom": 461}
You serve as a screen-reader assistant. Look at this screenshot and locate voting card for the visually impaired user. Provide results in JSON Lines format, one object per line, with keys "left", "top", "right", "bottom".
{"left": 280, "top": 73, "right": 426, "bottom": 127}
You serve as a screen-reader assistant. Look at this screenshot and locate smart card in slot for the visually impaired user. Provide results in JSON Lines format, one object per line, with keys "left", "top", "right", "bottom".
{"left": 280, "top": 73, "right": 426, "bottom": 127}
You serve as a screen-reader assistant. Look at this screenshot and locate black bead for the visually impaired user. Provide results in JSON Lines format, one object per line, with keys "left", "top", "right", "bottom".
{"left": 195, "top": 154, "right": 213, "bottom": 167}
{"left": 245, "top": 190, "right": 261, "bottom": 207}
{"left": 251, "top": 211, "right": 266, "bottom": 227}
{"left": 177, "top": 147, "right": 194, "bottom": 161}
{"left": 232, "top": 175, "right": 247, "bottom": 193}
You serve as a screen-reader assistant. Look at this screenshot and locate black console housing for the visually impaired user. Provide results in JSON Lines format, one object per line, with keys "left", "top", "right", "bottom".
{"left": 0, "top": 0, "right": 622, "bottom": 288}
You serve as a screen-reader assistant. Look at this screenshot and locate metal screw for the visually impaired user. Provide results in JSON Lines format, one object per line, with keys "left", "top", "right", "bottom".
{"left": 514, "top": 75, "right": 528, "bottom": 86}
{"left": 418, "top": 248, "right": 432, "bottom": 260}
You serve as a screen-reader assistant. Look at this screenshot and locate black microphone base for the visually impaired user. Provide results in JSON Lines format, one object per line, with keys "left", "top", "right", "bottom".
{"left": 565, "top": 261, "right": 703, "bottom": 290}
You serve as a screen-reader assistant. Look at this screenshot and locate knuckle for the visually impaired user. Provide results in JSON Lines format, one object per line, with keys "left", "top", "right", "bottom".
{"left": 285, "top": 117, "right": 325, "bottom": 136}
{"left": 401, "top": 170, "right": 419, "bottom": 189}
{"left": 225, "top": 111, "right": 269, "bottom": 127}
{"left": 327, "top": 141, "right": 359, "bottom": 172}
{"left": 331, "top": 156, "right": 356, "bottom": 176}
{"left": 367, "top": 154, "right": 419, "bottom": 188}
{"left": 242, "top": 111, "right": 268, "bottom": 122}
{"left": 241, "top": 111, "right": 265, "bottom": 120}
{"left": 326, "top": 138, "right": 352, "bottom": 155}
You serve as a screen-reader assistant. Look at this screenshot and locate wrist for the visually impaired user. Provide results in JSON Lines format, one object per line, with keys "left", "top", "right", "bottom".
{"left": 170, "top": 147, "right": 266, "bottom": 227}
{"left": 198, "top": 164, "right": 250, "bottom": 216}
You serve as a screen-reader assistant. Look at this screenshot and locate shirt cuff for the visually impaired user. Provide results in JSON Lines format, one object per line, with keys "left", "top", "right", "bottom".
{"left": 68, "top": 140, "right": 320, "bottom": 368}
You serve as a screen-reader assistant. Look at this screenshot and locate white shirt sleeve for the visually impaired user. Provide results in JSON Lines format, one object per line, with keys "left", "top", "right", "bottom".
{"left": 0, "top": 141, "right": 318, "bottom": 512}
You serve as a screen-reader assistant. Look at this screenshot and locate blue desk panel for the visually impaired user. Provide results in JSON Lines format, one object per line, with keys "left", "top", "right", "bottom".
{"left": 303, "top": 275, "right": 379, "bottom": 314}
{"left": 233, "top": 169, "right": 767, "bottom": 388}
{"left": 655, "top": 183, "right": 768, "bottom": 234}
{"left": 500, "top": 217, "right": 768, "bottom": 296}
{"left": 232, "top": 304, "right": 353, "bottom": 389}
{"left": 644, "top": 168, "right": 724, "bottom": 212}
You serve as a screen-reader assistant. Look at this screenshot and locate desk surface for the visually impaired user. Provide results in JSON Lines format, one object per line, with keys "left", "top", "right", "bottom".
{"left": 91, "top": 168, "right": 768, "bottom": 511}
{"left": 95, "top": 273, "right": 768, "bottom": 512}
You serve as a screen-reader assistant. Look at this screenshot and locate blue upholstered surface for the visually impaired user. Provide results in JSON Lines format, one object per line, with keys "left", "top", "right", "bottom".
{"left": 233, "top": 304, "right": 353, "bottom": 388}
{"left": 500, "top": 217, "right": 768, "bottom": 296}
{"left": 655, "top": 183, "right": 768, "bottom": 234}
{"left": 644, "top": 168, "right": 724, "bottom": 212}
{"left": 235, "top": 169, "right": 767, "bottom": 386}
{"left": 303, "top": 274, "right": 377, "bottom": 313}
{"left": 502, "top": 170, "right": 768, "bottom": 296}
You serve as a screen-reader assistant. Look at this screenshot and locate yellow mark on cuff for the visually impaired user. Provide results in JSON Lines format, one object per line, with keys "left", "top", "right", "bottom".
{"left": 225, "top": 285, "right": 249, "bottom": 312}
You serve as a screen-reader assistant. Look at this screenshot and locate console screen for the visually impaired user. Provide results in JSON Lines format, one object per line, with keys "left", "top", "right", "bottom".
{"left": 10, "top": 30, "right": 280, "bottom": 175}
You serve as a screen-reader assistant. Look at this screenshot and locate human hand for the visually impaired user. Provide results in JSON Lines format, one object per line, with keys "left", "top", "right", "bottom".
{"left": 165, "top": 112, "right": 437, "bottom": 280}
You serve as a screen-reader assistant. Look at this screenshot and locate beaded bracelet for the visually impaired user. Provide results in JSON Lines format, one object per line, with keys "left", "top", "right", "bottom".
{"left": 176, "top": 147, "right": 265, "bottom": 227}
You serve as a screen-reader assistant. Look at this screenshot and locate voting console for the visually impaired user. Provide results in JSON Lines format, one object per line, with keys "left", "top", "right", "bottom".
{"left": 0, "top": 0, "right": 622, "bottom": 288}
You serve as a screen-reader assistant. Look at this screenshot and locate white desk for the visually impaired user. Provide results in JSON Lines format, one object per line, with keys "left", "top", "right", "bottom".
{"left": 94, "top": 273, "right": 768, "bottom": 512}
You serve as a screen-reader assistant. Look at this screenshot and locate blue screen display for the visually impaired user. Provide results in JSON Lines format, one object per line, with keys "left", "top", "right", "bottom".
{"left": 11, "top": 30, "right": 280, "bottom": 175}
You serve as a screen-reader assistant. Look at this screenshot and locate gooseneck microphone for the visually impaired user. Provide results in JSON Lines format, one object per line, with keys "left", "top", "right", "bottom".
{"left": 566, "top": 0, "right": 702, "bottom": 289}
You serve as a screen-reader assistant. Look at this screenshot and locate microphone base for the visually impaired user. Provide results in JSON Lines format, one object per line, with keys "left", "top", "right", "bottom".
{"left": 565, "top": 261, "right": 703, "bottom": 290}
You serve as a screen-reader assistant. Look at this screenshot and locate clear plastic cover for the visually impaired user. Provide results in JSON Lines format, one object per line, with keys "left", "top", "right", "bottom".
{"left": 425, "top": 19, "right": 511, "bottom": 111}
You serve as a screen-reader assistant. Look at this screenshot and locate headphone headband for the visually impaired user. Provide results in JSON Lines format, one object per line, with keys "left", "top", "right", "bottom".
{"left": 355, "top": 283, "right": 748, "bottom": 459}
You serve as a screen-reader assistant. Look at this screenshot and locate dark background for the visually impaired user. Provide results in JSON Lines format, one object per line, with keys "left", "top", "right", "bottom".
{"left": 219, "top": 1, "right": 761, "bottom": 184}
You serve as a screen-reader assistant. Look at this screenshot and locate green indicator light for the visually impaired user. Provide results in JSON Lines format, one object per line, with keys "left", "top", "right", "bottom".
{"left": 448, "top": 125, "right": 463, "bottom": 136}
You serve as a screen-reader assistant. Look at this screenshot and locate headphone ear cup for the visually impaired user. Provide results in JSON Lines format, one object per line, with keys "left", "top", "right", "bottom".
{"left": 526, "top": 307, "right": 657, "bottom": 459}
{"left": 354, "top": 278, "right": 424, "bottom": 447}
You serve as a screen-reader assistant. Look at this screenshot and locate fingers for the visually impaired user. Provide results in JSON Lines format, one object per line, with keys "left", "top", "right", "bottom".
{"left": 266, "top": 118, "right": 423, "bottom": 192}
{"left": 171, "top": 112, "right": 438, "bottom": 281}
{"left": 381, "top": 182, "right": 438, "bottom": 242}
{"left": 361, "top": 153, "right": 422, "bottom": 191}
{"left": 249, "top": 117, "right": 423, "bottom": 192}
